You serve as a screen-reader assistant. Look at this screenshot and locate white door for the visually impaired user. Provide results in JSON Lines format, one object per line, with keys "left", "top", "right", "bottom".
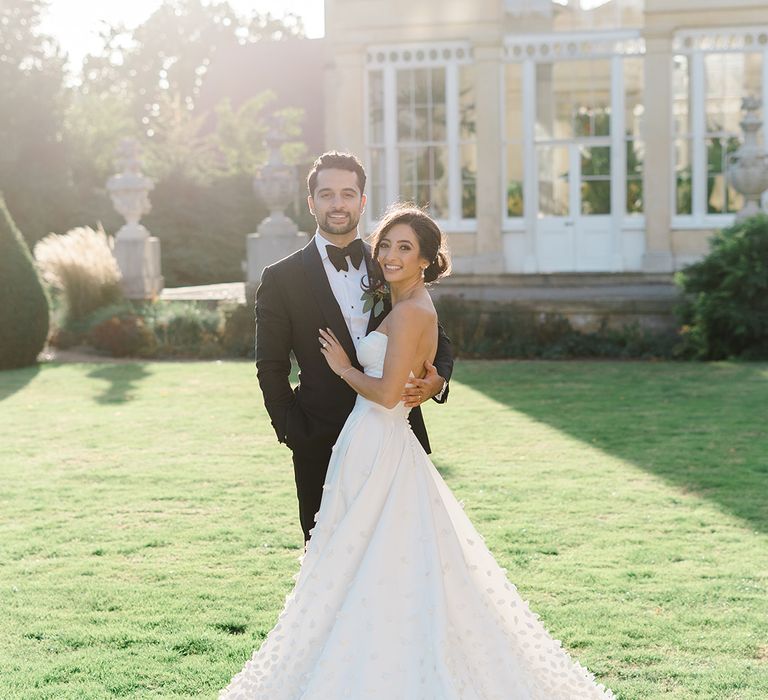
{"left": 533, "top": 58, "right": 615, "bottom": 272}
{"left": 535, "top": 142, "right": 613, "bottom": 272}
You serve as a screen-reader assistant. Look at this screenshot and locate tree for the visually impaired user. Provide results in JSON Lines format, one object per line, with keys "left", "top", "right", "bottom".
{"left": 0, "top": 1, "right": 309, "bottom": 287}
{"left": 216, "top": 96, "right": 305, "bottom": 176}
{"left": 0, "top": 0, "right": 70, "bottom": 243}
{"left": 0, "top": 194, "right": 50, "bottom": 370}
{"left": 79, "top": 0, "right": 304, "bottom": 134}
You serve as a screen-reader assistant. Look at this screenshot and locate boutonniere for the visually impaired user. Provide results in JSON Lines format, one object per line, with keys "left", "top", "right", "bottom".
{"left": 361, "top": 284, "right": 389, "bottom": 318}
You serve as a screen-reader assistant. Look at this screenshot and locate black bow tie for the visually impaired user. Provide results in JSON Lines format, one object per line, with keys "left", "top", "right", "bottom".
{"left": 326, "top": 239, "right": 364, "bottom": 272}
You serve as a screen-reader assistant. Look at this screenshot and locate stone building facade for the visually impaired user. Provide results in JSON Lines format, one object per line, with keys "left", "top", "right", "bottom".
{"left": 322, "top": 0, "right": 768, "bottom": 275}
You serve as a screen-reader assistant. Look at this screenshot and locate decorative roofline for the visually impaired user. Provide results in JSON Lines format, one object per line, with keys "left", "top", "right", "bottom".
{"left": 504, "top": 30, "right": 644, "bottom": 61}
{"left": 366, "top": 42, "right": 474, "bottom": 67}
{"left": 673, "top": 27, "right": 768, "bottom": 53}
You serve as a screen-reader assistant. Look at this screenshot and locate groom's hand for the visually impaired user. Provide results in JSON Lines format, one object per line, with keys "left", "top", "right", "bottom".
{"left": 402, "top": 361, "right": 445, "bottom": 408}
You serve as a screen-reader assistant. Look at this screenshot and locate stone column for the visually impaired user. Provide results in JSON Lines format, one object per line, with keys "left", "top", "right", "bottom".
{"left": 107, "top": 139, "right": 163, "bottom": 299}
{"left": 324, "top": 46, "right": 366, "bottom": 155}
{"left": 471, "top": 44, "right": 505, "bottom": 273}
{"left": 641, "top": 32, "right": 674, "bottom": 272}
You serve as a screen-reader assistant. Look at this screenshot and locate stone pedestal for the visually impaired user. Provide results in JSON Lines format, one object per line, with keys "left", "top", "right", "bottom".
{"left": 114, "top": 226, "right": 163, "bottom": 298}
{"left": 246, "top": 214, "right": 308, "bottom": 297}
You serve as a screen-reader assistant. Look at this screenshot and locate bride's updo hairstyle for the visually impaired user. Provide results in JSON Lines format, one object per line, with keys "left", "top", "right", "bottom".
{"left": 368, "top": 203, "right": 451, "bottom": 286}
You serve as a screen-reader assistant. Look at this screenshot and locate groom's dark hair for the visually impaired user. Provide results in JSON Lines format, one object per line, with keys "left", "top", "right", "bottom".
{"left": 307, "top": 151, "right": 367, "bottom": 197}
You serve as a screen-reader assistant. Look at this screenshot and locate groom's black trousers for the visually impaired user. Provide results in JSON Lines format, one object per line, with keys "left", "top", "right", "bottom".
{"left": 292, "top": 447, "right": 332, "bottom": 542}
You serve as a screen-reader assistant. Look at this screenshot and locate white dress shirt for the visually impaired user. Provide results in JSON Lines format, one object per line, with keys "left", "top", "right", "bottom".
{"left": 314, "top": 231, "right": 371, "bottom": 352}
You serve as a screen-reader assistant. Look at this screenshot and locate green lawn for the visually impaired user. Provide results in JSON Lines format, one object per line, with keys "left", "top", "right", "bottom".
{"left": 1, "top": 360, "right": 766, "bottom": 699}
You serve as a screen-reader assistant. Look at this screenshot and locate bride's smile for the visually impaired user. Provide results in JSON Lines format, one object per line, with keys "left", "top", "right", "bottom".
{"left": 377, "top": 223, "right": 429, "bottom": 291}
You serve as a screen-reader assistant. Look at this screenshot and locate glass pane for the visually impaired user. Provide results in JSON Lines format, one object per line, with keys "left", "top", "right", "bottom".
{"left": 706, "top": 136, "right": 742, "bottom": 214}
{"left": 505, "top": 63, "right": 523, "bottom": 142}
{"left": 580, "top": 145, "right": 611, "bottom": 215}
{"left": 672, "top": 55, "right": 690, "bottom": 136}
{"left": 397, "top": 67, "right": 446, "bottom": 143}
{"left": 626, "top": 139, "right": 644, "bottom": 215}
{"left": 537, "top": 145, "right": 569, "bottom": 217}
{"left": 398, "top": 146, "right": 448, "bottom": 218}
{"left": 461, "top": 144, "right": 477, "bottom": 219}
{"left": 536, "top": 60, "right": 611, "bottom": 140}
{"left": 581, "top": 181, "right": 610, "bottom": 215}
{"left": 459, "top": 65, "right": 476, "bottom": 142}
{"left": 675, "top": 138, "right": 692, "bottom": 215}
{"left": 399, "top": 147, "right": 418, "bottom": 200}
{"left": 367, "top": 148, "right": 386, "bottom": 218}
{"left": 413, "top": 70, "right": 431, "bottom": 141}
{"left": 397, "top": 70, "right": 415, "bottom": 141}
{"left": 581, "top": 145, "right": 610, "bottom": 177}
{"left": 368, "top": 70, "right": 384, "bottom": 144}
{"left": 431, "top": 72, "right": 447, "bottom": 141}
{"left": 705, "top": 52, "right": 762, "bottom": 134}
{"left": 624, "top": 57, "right": 644, "bottom": 216}
{"left": 507, "top": 143, "right": 524, "bottom": 217}
{"left": 624, "top": 56, "right": 644, "bottom": 140}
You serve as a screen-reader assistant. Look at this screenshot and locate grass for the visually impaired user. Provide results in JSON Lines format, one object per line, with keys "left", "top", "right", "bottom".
{"left": 0, "top": 359, "right": 766, "bottom": 699}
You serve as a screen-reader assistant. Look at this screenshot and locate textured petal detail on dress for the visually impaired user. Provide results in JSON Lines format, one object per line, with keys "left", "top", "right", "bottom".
{"left": 220, "top": 331, "right": 614, "bottom": 700}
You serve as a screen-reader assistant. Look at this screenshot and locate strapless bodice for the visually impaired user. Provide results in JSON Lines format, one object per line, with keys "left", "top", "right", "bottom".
{"left": 357, "top": 330, "right": 389, "bottom": 379}
{"left": 355, "top": 330, "right": 412, "bottom": 415}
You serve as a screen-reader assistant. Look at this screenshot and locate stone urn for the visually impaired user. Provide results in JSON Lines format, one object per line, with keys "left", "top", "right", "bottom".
{"left": 728, "top": 96, "right": 768, "bottom": 221}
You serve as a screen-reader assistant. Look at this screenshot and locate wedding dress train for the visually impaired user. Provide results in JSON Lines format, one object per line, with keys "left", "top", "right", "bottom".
{"left": 220, "top": 331, "right": 614, "bottom": 699}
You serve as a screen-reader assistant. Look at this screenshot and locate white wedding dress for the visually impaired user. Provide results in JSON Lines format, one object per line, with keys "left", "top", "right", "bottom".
{"left": 220, "top": 331, "right": 614, "bottom": 699}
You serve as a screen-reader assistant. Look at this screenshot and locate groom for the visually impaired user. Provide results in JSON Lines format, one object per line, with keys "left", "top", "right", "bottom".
{"left": 255, "top": 151, "right": 454, "bottom": 542}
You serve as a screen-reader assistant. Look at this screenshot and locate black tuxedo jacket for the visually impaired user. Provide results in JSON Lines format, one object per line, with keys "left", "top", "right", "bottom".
{"left": 255, "top": 236, "right": 453, "bottom": 456}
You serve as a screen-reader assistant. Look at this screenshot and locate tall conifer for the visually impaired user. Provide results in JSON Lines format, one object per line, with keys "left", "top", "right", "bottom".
{"left": 0, "top": 194, "right": 50, "bottom": 369}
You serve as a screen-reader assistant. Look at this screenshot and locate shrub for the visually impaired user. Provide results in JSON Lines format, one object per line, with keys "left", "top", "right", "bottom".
{"left": 0, "top": 194, "right": 50, "bottom": 370}
{"left": 65, "top": 301, "right": 232, "bottom": 359}
{"left": 221, "top": 303, "right": 255, "bottom": 358}
{"left": 88, "top": 312, "right": 156, "bottom": 358}
{"left": 149, "top": 302, "right": 223, "bottom": 357}
{"left": 676, "top": 214, "right": 768, "bottom": 360}
{"left": 33, "top": 224, "right": 123, "bottom": 327}
{"left": 143, "top": 174, "right": 264, "bottom": 287}
{"left": 435, "top": 296, "right": 679, "bottom": 360}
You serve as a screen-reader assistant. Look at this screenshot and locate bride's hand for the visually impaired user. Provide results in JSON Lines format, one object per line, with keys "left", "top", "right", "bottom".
{"left": 402, "top": 360, "right": 443, "bottom": 407}
{"left": 318, "top": 328, "right": 353, "bottom": 377}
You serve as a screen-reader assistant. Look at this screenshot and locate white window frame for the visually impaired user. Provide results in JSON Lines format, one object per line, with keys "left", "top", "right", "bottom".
{"left": 364, "top": 42, "right": 476, "bottom": 232}
{"left": 672, "top": 27, "right": 768, "bottom": 230}
{"left": 501, "top": 30, "right": 646, "bottom": 233}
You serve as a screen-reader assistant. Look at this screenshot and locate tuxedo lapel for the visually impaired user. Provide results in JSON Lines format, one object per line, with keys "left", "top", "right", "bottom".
{"left": 301, "top": 239, "right": 359, "bottom": 366}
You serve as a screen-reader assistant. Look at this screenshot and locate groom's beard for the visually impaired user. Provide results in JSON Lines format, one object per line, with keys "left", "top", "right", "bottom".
{"left": 317, "top": 210, "right": 361, "bottom": 236}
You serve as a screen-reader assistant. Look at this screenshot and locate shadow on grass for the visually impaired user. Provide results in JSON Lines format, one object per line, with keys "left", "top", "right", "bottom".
{"left": 459, "top": 360, "right": 768, "bottom": 534}
{"left": 0, "top": 365, "right": 41, "bottom": 402}
{"left": 87, "top": 364, "right": 152, "bottom": 404}
{"left": 431, "top": 458, "right": 457, "bottom": 480}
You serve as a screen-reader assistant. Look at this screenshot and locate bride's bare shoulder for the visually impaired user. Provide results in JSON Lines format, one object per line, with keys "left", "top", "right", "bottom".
{"left": 389, "top": 296, "right": 437, "bottom": 332}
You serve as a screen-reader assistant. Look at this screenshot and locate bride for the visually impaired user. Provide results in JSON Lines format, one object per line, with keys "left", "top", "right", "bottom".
{"left": 220, "top": 204, "right": 614, "bottom": 699}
